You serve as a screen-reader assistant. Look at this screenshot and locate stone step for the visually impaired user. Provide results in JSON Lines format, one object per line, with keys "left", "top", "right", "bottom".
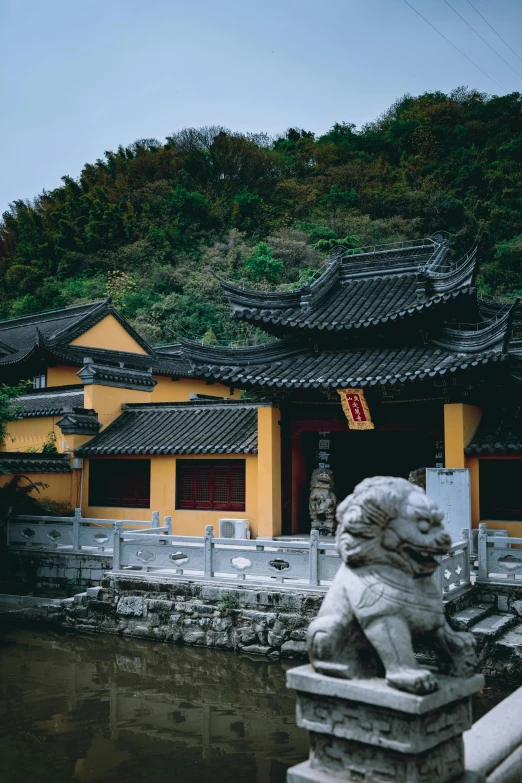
{"left": 450, "top": 604, "right": 494, "bottom": 631}
{"left": 496, "top": 622, "right": 522, "bottom": 654}
{"left": 471, "top": 613, "right": 517, "bottom": 639}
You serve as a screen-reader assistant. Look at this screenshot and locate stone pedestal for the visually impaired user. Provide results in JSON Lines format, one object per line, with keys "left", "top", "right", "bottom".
{"left": 287, "top": 665, "right": 485, "bottom": 783}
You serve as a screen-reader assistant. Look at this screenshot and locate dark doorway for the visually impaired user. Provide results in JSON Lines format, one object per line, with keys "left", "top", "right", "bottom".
{"left": 295, "top": 429, "right": 436, "bottom": 534}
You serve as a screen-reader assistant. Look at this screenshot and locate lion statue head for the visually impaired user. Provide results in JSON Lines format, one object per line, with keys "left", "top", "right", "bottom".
{"left": 310, "top": 468, "right": 335, "bottom": 490}
{"left": 335, "top": 476, "right": 451, "bottom": 576}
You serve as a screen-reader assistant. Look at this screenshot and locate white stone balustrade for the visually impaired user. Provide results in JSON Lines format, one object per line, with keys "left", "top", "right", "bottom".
{"left": 7, "top": 513, "right": 480, "bottom": 594}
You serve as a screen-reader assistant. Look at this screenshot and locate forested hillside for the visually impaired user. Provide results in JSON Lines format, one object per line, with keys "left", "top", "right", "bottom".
{"left": 1, "top": 88, "right": 521, "bottom": 345}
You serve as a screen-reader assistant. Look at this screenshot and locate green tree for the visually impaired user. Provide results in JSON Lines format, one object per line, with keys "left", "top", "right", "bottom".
{"left": 0, "top": 382, "right": 31, "bottom": 449}
{"left": 243, "top": 242, "right": 283, "bottom": 284}
{"left": 1, "top": 88, "right": 522, "bottom": 328}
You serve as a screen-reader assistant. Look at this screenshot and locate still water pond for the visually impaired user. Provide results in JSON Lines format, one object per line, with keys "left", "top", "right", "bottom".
{"left": 0, "top": 627, "right": 513, "bottom": 783}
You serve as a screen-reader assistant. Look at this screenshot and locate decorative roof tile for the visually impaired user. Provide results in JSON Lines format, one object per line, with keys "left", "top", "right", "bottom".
{"left": 77, "top": 361, "right": 156, "bottom": 391}
{"left": 0, "top": 453, "right": 72, "bottom": 473}
{"left": 56, "top": 411, "right": 101, "bottom": 435}
{"left": 465, "top": 404, "right": 522, "bottom": 454}
{"left": 76, "top": 401, "right": 261, "bottom": 456}
{"left": 16, "top": 389, "right": 84, "bottom": 417}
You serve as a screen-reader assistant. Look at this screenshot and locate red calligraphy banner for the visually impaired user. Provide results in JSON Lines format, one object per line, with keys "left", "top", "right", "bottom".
{"left": 337, "top": 388, "right": 374, "bottom": 430}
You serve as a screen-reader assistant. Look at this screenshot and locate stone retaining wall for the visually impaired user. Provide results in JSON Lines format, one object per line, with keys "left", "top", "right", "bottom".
{"left": 2, "top": 572, "right": 522, "bottom": 679}
{"left": 34, "top": 575, "right": 325, "bottom": 659}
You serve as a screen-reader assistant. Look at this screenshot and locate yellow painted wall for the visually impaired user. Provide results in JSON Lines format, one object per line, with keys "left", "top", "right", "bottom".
{"left": 47, "top": 365, "right": 82, "bottom": 387}
{"left": 2, "top": 416, "right": 63, "bottom": 453}
{"left": 71, "top": 314, "right": 148, "bottom": 354}
{"left": 0, "top": 471, "right": 73, "bottom": 506}
{"left": 83, "top": 384, "right": 151, "bottom": 430}
{"left": 81, "top": 453, "right": 259, "bottom": 536}
{"left": 3, "top": 417, "right": 97, "bottom": 457}
{"left": 444, "top": 403, "right": 483, "bottom": 468}
{"left": 257, "top": 407, "right": 282, "bottom": 538}
{"left": 151, "top": 376, "right": 241, "bottom": 402}
{"left": 468, "top": 454, "right": 522, "bottom": 536}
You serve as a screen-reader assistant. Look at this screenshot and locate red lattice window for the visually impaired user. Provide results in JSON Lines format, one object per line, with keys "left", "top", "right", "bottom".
{"left": 177, "top": 461, "right": 246, "bottom": 511}
{"left": 89, "top": 459, "right": 151, "bottom": 508}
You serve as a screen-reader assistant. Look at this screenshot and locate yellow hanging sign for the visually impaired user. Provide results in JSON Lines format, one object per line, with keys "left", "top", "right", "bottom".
{"left": 337, "top": 388, "right": 375, "bottom": 430}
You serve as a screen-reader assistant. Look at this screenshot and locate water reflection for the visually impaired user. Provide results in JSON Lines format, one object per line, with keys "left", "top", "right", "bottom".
{"left": 0, "top": 628, "right": 308, "bottom": 783}
{"left": 0, "top": 627, "right": 513, "bottom": 783}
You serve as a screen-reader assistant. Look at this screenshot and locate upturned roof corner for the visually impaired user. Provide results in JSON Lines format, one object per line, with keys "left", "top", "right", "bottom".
{"left": 219, "top": 235, "right": 480, "bottom": 336}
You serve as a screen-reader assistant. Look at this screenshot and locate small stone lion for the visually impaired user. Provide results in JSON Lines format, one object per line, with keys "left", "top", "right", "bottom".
{"left": 309, "top": 468, "right": 337, "bottom": 535}
{"left": 307, "top": 476, "right": 476, "bottom": 694}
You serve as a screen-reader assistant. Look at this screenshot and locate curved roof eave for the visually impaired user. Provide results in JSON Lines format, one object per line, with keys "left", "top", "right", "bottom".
{"left": 429, "top": 299, "right": 519, "bottom": 354}
{"left": 220, "top": 237, "right": 479, "bottom": 334}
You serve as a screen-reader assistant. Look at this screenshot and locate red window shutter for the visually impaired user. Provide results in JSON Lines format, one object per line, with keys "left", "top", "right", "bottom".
{"left": 134, "top": 469, "right": 151, "bottom": 508}
{"left": 195, "top": 466, "right": 212, "bottom": 509}
{"left": 212, "top": 466, "right": 230, "bottom": 510}
{"left": 178, "top": 466, "right": 195, "bottom": 509}
{"left": 175, "top": 461, "right": 245, "bottom": 512}
{"left": 229, "top": 465, "right": 245, "bottom": 511}
{"left": 120, "top": 473, "right": 136, "bottom": 506}
{"left": 105, "top": 476, "right": 121, "bottom": 506}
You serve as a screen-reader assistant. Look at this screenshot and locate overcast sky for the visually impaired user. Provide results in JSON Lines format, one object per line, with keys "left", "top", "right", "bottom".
{"left": 1, "top": 0, "right": 522, "bottom": 213}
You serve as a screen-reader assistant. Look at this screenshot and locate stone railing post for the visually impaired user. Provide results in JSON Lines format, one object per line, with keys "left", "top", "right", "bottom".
{"left": 72, "top": 508, "right": 81, "bottom": 551}
{"left": 204, "top": 525, "right": 213, "bottom": 578}
{"left": 151, "top": 510, "right": 160, "bottom": 528}
{"left": 112, "top": 521, "right": 122, "bottom": 571}
{"left": 309, "top": 529, "right": 319, "bottom": 586}
{"left": 477, "top": 522, "right": 488, "bottom": 583}
{"left": 164, "top": 516, "right": 172, "bottom": 535}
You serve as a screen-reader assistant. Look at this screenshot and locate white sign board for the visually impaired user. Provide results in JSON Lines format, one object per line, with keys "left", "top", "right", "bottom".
{"left": 425, "top": 468, "right": 471, "bottom": 544}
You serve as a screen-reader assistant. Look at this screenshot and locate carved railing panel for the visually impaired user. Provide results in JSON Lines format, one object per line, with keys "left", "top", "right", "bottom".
{"left": 477, "top": 524, "right": 522, "bottom": 585}
{"left": 9, "top": 519, "right": 74, "bottom": 549}
{"left": 436, "top": 533, "right": 471, "bottom": 596}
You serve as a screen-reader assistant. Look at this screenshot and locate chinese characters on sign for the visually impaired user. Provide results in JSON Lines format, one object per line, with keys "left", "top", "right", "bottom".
{"left": 337, "top": 388, "right": 375, "bottom": 430}
{"left": 316, "top": 434, "right": 330, "bottom": 469}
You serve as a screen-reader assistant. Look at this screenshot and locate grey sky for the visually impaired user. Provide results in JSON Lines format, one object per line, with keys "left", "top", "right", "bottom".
{"left": 1, "top": 0, "right": 521, "bottom": 214}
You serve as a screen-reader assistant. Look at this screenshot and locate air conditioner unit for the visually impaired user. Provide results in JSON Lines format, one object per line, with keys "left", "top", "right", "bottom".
{"left": 219, "top": 518, "right": 250, "bottom": 539}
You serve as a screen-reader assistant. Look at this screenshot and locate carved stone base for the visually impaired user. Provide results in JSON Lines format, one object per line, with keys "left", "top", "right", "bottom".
{"left": 287, "top": 666, "right": 485, "bottom": 783}
{"left": 296, "top": 691, "right": 473, "bottom": 754}
{"left": 288, "top": 759, "right": 485, "bottom": 783}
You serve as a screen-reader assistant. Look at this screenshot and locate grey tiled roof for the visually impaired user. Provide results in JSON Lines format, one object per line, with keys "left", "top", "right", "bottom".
{"left": 0, "top": 453, "right": 72, "bottom": 473}
{"left": 16, "top": 389, "right": 84, "bottom": 417}
{"left": 173, "top": 334, "right": 507, "bottom": 390}
{"left": 76, "top": 401, "right": 260, "bottom": 456}
{"left": 222, "top": 239, "right": 478, "bottom": 335}
{"left": 0, "top": 299, "right": 155, "bottom": 367}
{"left": 0, "top": 301, "right": 105, "bottom": 355}
{"left": 465, "top": 404, "right": 522, "bottom": 454}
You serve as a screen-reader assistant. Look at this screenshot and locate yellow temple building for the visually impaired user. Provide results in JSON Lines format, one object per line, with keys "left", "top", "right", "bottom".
{"left": 1, "top": 235, "right": 521, "bottom": 537}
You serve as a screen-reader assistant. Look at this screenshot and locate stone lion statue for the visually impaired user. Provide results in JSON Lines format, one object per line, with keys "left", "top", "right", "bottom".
{"left": 307, "top": 476, "right": 476, "bottom": 694}
{"left": 309, "top": 468, "right": 337, "bottom": 535}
